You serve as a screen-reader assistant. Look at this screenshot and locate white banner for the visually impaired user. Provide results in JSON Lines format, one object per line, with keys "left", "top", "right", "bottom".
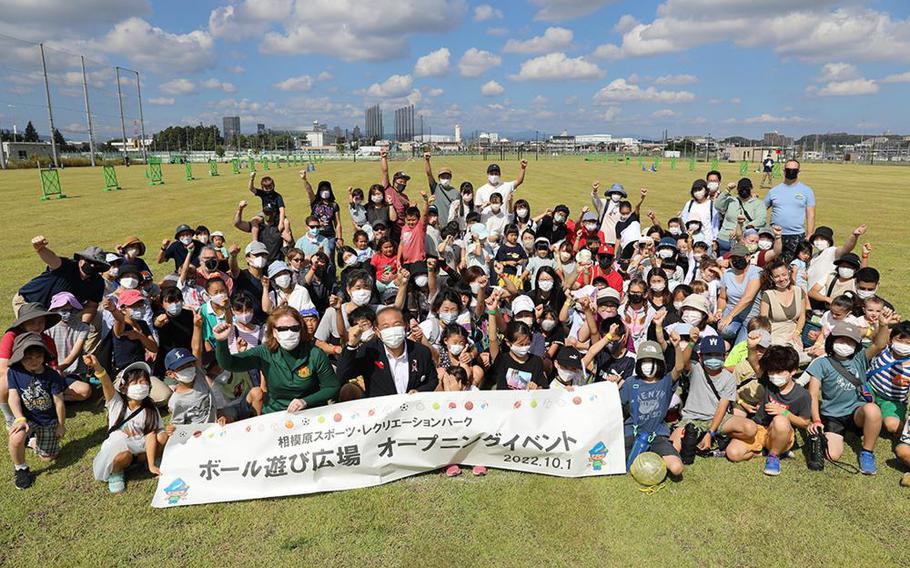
{"left": 151, "top": 382, "right": 626, "bottom": 508}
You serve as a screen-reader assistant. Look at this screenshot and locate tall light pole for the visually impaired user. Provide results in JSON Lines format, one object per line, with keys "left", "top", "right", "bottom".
{"left": 115, "top": 67, "right": 128, "bottom": 161}
{"left": 39, "top": 44, "right": 59, "bottom": 167}
{"left": 80, "top": 56, "right": 96, "bottom": 166}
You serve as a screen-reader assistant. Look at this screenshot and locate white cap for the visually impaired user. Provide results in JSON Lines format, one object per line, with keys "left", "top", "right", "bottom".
{"left": 511, "top": 295, "right": 535, "bottom": 316}
{"left": 211, "top": 231, "right": 225, "bottom": 238}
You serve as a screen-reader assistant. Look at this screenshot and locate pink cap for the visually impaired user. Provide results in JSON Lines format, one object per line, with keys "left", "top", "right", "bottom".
{"left": 49, "top": 291, "right": 83, "bottom": 311}
{"left": 117, "top": 289, "right": 146, "bottom": 307}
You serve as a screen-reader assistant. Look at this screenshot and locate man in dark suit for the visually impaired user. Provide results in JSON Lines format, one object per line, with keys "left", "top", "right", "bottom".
{"left": 337, "top": 306, "right": 438, "bottom": 400}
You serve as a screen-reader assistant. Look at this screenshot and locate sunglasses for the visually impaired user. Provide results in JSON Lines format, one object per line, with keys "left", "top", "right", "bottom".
{"left": 274, "top": 325, "right": 301, "bottom": 333}
{"left": 288, "top": 257, "right": 304, "bottom": 263}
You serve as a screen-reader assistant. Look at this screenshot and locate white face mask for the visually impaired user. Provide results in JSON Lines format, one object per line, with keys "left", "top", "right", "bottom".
{"left": 469, "top": 282, "right": 482, "bottom": 295}
{"left": 491, "top": 204, "right": 502, "bottom": 214}
{"left": 768, "top": 372, "right": 789, "bottom": 388}
{"left": 640, "top": 360, "right": 657, "bottom": 378}
{"left": 556, "top": 367, "right": 582, "bottom": 385}
{"left": 538, "top": 279, "right": 554, "bottom": 292}
{"left": 360, "top": 328, "right": 375, "bottom": 342}
{"left": 210, "top": 293, "right": 227, "bottom": 306}
{"left": 439, "top": 311, "right": 457, "bottom": 324}
{"left": 174, "top": 367, "right": 196, "bottom": 384}
{"left": 439, "top": 177, "right": 451, "bottom": 188}
{"left": 832, "top": 341, "right": 855, "bottom": 358}
{"left": 165, "top": 303, "right": 183, "bottom": 316}
{"left": 380, "top": 326, "right": 406, "bottom": 349}
{"left": 681, "top": 310, "right": 703, "bottom": 326}
{"left": 125, "top": 246, "right": 140, "bottom": 258}
{"left": 837, "top": 266, "right": 855, "bottom": 279}
{"left": 108, "top": 267, "right": 120, "bottom": 278}
{"left": 693, "top": 253, "right": 704, "bottom": 262}
{"left": 515, "top": 207, "right": 528, "bottom": 218}
{"left": 559, "top": 252, "right": 572, "bottom": 263}
{"left": 758, "top": 240, "right": 773, "bottom": 251}
{"left": 693, "top": 189, "right": 707, "bottom": 200}
{"left": 274, "top": 274, "right": 292, "bottom": 289}
{"left": 517, "top": 316, "right": 533, "bottom": 327}
{"left": 891, "top": 342, "right": 910, "bottom": 357}
{"left": 855, "top": 289, "right": 876, "bottom": 300}
{"left": 650, "top": 282, "right": 666, "bottom": 292}
{"left": 371, "top": 194, "right": 384, "bottom": 204}
{"left": 619, "top": 214, "right": 630, "bottom": 222}
{"left": 129, "top": 307, "right": 144, "bottom": 321}
{"left": 320, "top": 190, "right": 331, "bottom": 199}
{"left": 584, "top": 222, "right": 598, "bottom": 232}
{"left": 658, "top": 249, "right": 674, "bottom": 259}
{"left": 120, "top": 277, "right": 139, "bottom": 290}
{"left": 234, "top": 312, "right": 253, "bottom": 324}
{"left": 414, "top": 275, "right": 428, "bottom": 288}
{"left": 126, "top": 383, "right": 150, "bottom": 401}
{"left": 249, "top": 256, "right": 266, "bottom": 269}
{"left": 448, "top": 343, "right": 465, "bottom": 356}
{"left": 541, "top": 319, "right": 557, "bottom": 332}
{"left": 488, "top": 175, "right": 500, "bottom": 185}
{"left": 179, "top": 236, "right": 193, "bottom": 246}
{"left": 610, "top": 194, "right": 621, "bottom": 203}
{"left": 351, "top": 289, "right": 372, "bottom": 306}
{"left": 197, "top": 235, "right": 209, "bottom": 244}
{"left": 463, "top": 193, "right": 473, "bottom": 203}
{"left": 668, "top": 227, "right": 681, "bottom": 236}
{"left": 707, "top": 181, "right": 719, "bottom": 193}
{"left": 510, "top": 344, "right": 530, "bottom": 358}
{"left": 276, "top": 330, "right": 300, "bottom": 351}
{"left": 673, "top": 301, "right": 683, "bottom": 311}
{"left": 554, "top": 214, "right": 566, "bottom": 224}
{"left": 814, "top": 239, "right": 829, "bottom": 251}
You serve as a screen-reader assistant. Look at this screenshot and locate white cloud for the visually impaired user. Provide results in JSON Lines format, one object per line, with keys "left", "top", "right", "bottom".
{"left": 97, "top": 17, "right": 214, "bottom": 73}
{"left": 258, "top": 0, "right": 464, "bottom": 61}
{"left": 458, "top": 48, "right": 501, "bottom": 77}
{"left": 274, "top": 75, "right": 314, "bottom": 91}
{"left": 590, "top": 3, "right": 910, "bottom": 63}
{"left": 881, "top": 71, "right": 910, "bottom": 83}
{"left": 149, "top": 97, "right": 175, "bottom": 105}
{"left": 226, "top": 65, "right": 246, "bottom": 74}
{"left": 509, "top": 52, "right": 604, "bottom": 81}
{"left": 0, "top": 0, "right": 150, "bottom": 40}
{"left": 317, "top": 71, "right": 333, "bottom": 81}
{"left": 531, "top": 0, "right": 615, "bottom": 22}
{"left": 731, "top": 113, "right": 810, "bottom": 125}
{"left": 487, "top": 27, "right": 509, "bottom": 36}
{"left": 816, "top": 79, "right": 879, "bottom": 96}
{"left": 160, "top": 78, "right": 196, "bottom": 95}
{"left": 600, "top": 106, "right": 620, "bottom": 121}
{"left": 201, "top": 78, "right": 236, "bottom": 93}
{"left": 653, "top": 73, "right": 697, "bottom": 85}
{"left": 531, "top": 95, "right": 548, "bottom": 106}
{"left": 427, "top": 88, "right": 444, "bottom": 97}
{"left": 652, "top": 109, "right": 678, "bottom": 118}
{"left": 480, "top": 80, "right": 504, "bottom": 96}
{"left": 414, "top": 47, "right": 451, "bottom": 77}
{"left": 503, "top": 27, "right": 573, "bottom": 54}
{"left": 474, "top": 4, "right": 503, "bottom": 21}
{"left": 818, "top": 62, "right": 859, "bottom": 82}
{"left": 593, "top": 78, "right": 695, "bottom": 103}
{"left": 364, "top": 74, "right": 414, "bottom": 98}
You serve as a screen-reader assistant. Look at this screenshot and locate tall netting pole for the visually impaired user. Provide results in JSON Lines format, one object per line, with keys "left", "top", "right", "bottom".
{"left": 80, "top": 56, "right": 96, "bottom": 167}
{"left": 134, "top": 70, "right": 148, "bottom": 163}
{"left": 39, "top": 43, "right": 59, "bottom": 167}
{"left": 115, "top": 66, "right": 128, "bottom": 161}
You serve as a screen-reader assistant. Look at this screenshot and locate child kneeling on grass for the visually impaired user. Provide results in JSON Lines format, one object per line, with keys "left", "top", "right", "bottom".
{"left": 725, "top": 344, "right": 811, "bottom": 476}
{"left": 89, "top": 356, "right": 167, "bottom": 494}
{"left": 439, "top": 366, "right": 486, "bottom": 478}
{"left": 6, "top": 333, "right": 66, "bottom": 490}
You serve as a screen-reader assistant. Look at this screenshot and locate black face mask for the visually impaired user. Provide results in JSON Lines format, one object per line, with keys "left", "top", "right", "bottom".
{"left": 784, "top": 168, "right": 799, "bottom": 181}
{"left": 737, "top": 187, "right": 751, "bottom": 199}
{"left": 203, "top": 259, "right": 218, "bottom": 271}
{"left": 395, "top": 183, "right": 407, "bottom": 192}
{"left": 731, "top": 257, "right": 748, "bottom": 270}
{"left": 81, "top": 262, "right": 98, "bottom": 277}
{"left": 628, "top": 293, "right": 644, "bottom": 305}
{"left": 598, "top": 257, "right": 613, "bottom": 269}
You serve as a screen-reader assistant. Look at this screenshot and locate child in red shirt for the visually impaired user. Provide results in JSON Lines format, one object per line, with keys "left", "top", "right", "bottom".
{"left": 370, "top": 238, "right": 400, "bottom": 290}
{"left": 398, "top": 194, "right": 434, "bottom": 269}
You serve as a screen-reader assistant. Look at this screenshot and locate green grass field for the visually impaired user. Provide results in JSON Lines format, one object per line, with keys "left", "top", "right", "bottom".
{"left": 1, "top": 157, "right": 909, "bottom": 567}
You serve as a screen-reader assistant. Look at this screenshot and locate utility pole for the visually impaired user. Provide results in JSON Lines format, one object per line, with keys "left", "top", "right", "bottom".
{"left": 135, "top": 70, "right": 148, "bottom": 162}
{"left": 80, "top": 56, "right": 96, "bottom": 166}
{"left": 39, "top": 44, "right": 59, "bottom": 167}
{"left": 115, "top": 67, "right": 128, "bottom": 162}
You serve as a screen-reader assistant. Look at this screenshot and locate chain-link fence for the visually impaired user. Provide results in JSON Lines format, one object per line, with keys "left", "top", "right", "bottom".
{"left": 0, "top": 32, "right": 147, "bottom": 168}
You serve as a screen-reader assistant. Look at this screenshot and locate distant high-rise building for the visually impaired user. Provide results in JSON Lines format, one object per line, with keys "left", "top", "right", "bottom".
{"left": 454, "top": 124, "right": 462, "bottom": 143}
{"left": 223, "top": 116, "right": 240, "bottom": 146}
{"left": 257, "top": 123, "right": 266, "bottom": 134}
{"left": 394, "top": 105, "right": 415, "bottom": 142}
{"left": 352, "top": 126, "right": 362, "bottom": 141}
{"left": 763, "top": 131, "right": 793, "bottom": 147}
{"left": 365, "top": 105, "right": 383, "bottom": 141}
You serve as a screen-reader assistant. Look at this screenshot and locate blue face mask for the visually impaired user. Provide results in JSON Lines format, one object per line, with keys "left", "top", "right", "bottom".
{"left": 703, "top": 357, "right": 724, "bottom": 371}
{"left": 308, "top": 227, "right": 319, "bottom": 238}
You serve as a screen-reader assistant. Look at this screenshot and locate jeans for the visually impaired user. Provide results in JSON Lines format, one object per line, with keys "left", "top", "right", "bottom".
{"left": 716, "top": 239, "right": 733, "bottom": 255}
{"left": 720, "top": 309, "right": 751, "bottom": 345}
{"left": 780, "top": 233, "right": 805, "bottom": 264}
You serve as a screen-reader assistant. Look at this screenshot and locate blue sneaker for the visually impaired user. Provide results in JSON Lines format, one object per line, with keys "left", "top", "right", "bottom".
{"left": 859, "top": 450, "right": 877, "bottom": 475}
{"left": 763, "top": 453, "right": 781, "bottom": 476}
{"left": 108, "top": 472, "right": 126, "bottom": 493}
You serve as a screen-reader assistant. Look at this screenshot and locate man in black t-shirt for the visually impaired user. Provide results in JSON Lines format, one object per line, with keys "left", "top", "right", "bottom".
{"left": 761, "top": 154, "right": 775, "bottom": 188}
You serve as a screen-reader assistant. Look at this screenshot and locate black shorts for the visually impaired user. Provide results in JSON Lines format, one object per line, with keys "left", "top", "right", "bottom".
{"left": 625, "top": 435, "right": 680, "bottom": 459}
{"left": 821, "top": 413, "right": 862, "bottom": 437}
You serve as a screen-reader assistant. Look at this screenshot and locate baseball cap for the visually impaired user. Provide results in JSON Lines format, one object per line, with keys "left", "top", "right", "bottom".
{"left": 211, "top": 231, "right": 225, "bottom": 239}
{"left": 438, "top": 167, "right": 452, "bottom": 176}
{"left": 599, "top": 244, "right": 615, "bottom": 256}
{"left": 245, "top": 241, "right": 268, "bottom": 256}
{"left": 657, "top": 237, "right": 677, "bottom": 250}
{"left": 267, "top": 261, "right": 290, "bottom": 278}
{"left": 698, "top": 335, "right": 725, "bottom": 355}
{"left": 165, "top": 347, "right": 196, "bottom": 371}
{"left": 555, "top": 346, "right": 583, "bottom": 370}
{"left": 730, "top": 243, "right": 751, "bottom": 258}
{"left": 830, "top": 322, "right": 862, "bottom": 344}
{"left": 596, "top": 287, "right": 621, "bottom": 305}
{"left": 105, "top": 252, "right": 123, "bottom": 265}
{"left": 511, "top": 295, "right": 535, "bottom": 316}
{"left": 117, "top": 289, "right": 145, "bottom": 307}
{"left": 636, "top": 340, "right": 664, "bottom": 363}
{"left": 582, "top": 211, "right": 597, "bottom": 222}
{"left": 486, "top": 163, "right": 501, "bottom": 174}
{"left": 49, "top": 291, "right": 83, "bottom": 311}
{"left": 392, "top": 170, "right": 410, "bottom": 181}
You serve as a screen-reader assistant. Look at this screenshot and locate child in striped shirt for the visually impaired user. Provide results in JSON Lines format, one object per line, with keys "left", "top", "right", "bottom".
{"left": 866, "top": 321, "right": 910, "bottom": 437}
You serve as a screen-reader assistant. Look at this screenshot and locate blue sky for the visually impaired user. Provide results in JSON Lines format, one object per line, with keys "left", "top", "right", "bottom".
{"left": 1, "top": 0, "right": 909, "bottom": 140}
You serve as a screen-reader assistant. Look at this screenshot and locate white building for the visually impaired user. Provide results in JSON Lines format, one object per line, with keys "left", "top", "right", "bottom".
{"left": 576, "top": 134, "right": 613, "bottom": 144}
{"left": 1, "top": 141, "right": 54, "bottom": 161}
{"left": 454, "top": 124, "right": 462, "bottom": 143}
{"left": 110, "top": 137, "right": 152, "bottom": 153}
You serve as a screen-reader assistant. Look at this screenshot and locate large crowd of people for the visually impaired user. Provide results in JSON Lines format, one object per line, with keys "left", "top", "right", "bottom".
{"left": 3, "top": 150, "right": 909, "bottom": 492}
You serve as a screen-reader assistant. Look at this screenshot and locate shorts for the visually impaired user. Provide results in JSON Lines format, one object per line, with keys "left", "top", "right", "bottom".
{"left": 624, "top": 435, "right": 680, "bottom": 459}
{"left": 874, "top": 394, "right": 907, "bottom": 422}
{"left": 821, "top": 413, "right": 863, "bottom": 437}
{"left": 222, "top": 399, "right": 254, "bottom": 421}
{"left": 677, "top": 414, "right": 733, "bottom": 433}
{"left": 744, "top": 424, "right": 795, "bottom": 454}
{"left": 27, "top": 423, "right": 60, "bottom": 458}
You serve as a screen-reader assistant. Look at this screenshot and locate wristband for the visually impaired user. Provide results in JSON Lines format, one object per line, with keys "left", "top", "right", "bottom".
{"left": 605, "top": 333, "right": 615, "bottom": 342}
{"left": 13, "top": 416, "right": 26, "bottom": 423}
{"left": 812, "top": 420, "right": 822, "bottom": 425}
{"left": 486, "top": 309, "right": 498, "bottom": 316}
{"left": 782, "top": 409, "right": 790, "bottom": 416}
{"left": 708, "top": 430, "right": 716, "bottom": 440}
